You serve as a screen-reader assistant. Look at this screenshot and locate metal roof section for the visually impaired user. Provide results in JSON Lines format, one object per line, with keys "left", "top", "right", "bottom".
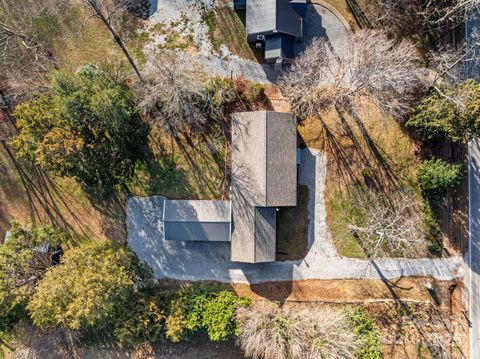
{"left": 265, "top": 34, "right": 296, "bottom": 62}
{"left": 163, "top": 200, "right": 231, "bottom": 242}
{"left": 163, "top": 200, "right": 231, "bottom": 223}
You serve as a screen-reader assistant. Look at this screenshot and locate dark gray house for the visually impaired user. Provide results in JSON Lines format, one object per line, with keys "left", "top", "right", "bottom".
{"left": 238, "top": 0, "right": 307, "bottom": 64}
{"left": 162, "top": 111, "right": 298, "bottom": 264}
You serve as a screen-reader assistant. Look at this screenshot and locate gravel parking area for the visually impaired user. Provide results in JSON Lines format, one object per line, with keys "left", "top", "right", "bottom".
{"left": 296, "top": 3, "right": 350, "bottom": 56}
{"left": 142, "top": 1, "right": 349, "bottom": 84}
{"left": 126, "top": 148, "right": 462, "bottom": 283}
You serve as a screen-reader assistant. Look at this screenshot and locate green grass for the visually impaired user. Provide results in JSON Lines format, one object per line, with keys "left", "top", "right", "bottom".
{"left": 276, "top": 185, "right": 310, "bottom": 260}
{"left": 328, "top": 190, "right": 366, "bottom": 258}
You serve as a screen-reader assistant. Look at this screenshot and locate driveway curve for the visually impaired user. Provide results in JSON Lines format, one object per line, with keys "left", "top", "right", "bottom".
{"left": 296, "top": 3, "right": 350, "bottom": 56}
{"left": 126, "top": 149, "right": 462, "bottom": 284}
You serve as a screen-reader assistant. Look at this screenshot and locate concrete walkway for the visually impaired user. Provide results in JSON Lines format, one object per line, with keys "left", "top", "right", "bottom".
{"left": 127, "top": 148, "right": 463, "bottom": 284}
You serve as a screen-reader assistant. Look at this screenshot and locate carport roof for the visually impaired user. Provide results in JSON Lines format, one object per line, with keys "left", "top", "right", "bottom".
{"left": 163, "top": 200, "right": 231, "bottom": 223}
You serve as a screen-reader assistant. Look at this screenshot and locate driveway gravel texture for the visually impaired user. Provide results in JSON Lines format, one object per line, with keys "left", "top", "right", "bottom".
{"left": 143, "top": 1, "right": 350, "bottom": 84}
{"left": 127, "top": 148, "right": 463, "bottom": 283}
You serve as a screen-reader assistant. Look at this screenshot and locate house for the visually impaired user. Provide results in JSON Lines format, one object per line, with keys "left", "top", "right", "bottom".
{"left": 162, "top": 111, "right": 298, "bottom": 263}
{"left": 231, "top": 111, "right": 298, "bottom": 263}
{"left": 237, "top": 0, "right": 307, "bottom": 64}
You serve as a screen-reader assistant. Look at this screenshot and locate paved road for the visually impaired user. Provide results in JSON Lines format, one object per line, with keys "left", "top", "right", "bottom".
{"left": 468, "top": 139, "right": 480, "bottom": 359}
{"left": 466, "top": 10, "right": 480, "bottom": 359}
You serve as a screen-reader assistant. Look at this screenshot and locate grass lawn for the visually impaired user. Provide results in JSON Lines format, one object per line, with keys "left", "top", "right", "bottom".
{"left": 203, "top": 6, "right": 259, "bottom": 61}
{"left": 276, "top": 185, "right": 310, "bottom": 261}
{"left": 129, "top": 127, "right": 226, "bottom": 200}
{"left": 298, "top": 103, "right": 424, "bottom": 258}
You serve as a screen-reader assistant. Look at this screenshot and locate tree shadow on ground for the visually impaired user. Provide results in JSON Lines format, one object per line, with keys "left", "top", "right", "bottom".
{"left": 0, "top": 140, "right": 89, "bottom": 240}
{"left": 353, "top": 232, "right": 467, "bottom": 358}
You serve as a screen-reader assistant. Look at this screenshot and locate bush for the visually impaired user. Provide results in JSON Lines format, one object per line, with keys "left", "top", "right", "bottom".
{"left": 236, "top": 302, "right": 359, "bottom": 359}
{"left": 418, "top": 158, "right": 464, "bottom": 199}
{"left": 13, "top": 65, "right": 148, "bottom": 187}
{"left": 422, "top": 202, "right": 443, "bottom": 253}
{"left": 345, "top": 307, "right": 382, "bottom": 359}
{"left": 113, "top": 290, "right": 165, "bottom": 347}
{"left": 27, "top": 240, "right": 162, "bottom": 345}
{"left": 406, "top": 80, "right": 480, "bottom": 142}
{"left": 200, "top": 77, "right": 265, "bottom": 118}
{"left": 165, "top": 284, "right": 249, "bottom": 342}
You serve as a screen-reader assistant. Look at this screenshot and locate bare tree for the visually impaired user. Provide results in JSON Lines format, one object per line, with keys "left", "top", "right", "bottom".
{"left": 347, "top": 189, "right": 427, "bottom": 258}
{"left": 236, "top": 302, "right": 359, "bottom": 359}
{"left": 363, "top": 0, "right": 477, "bottom": 37}
{"left": 135, "top": 55, "right": 208, "bottom": 135}
{"left": 80, "top": 0, "right": 144, "bottom": 82}
{"left": 438, "top": 0, "right": 480, "bottom": 23}
{"left": 281, "top": 31, "right": 425, "bottom": 121}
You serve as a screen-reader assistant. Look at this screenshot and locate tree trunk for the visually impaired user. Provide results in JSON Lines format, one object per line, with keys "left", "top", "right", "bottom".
{"left": 91, "top": 6, "right": 144, "bottom": 82}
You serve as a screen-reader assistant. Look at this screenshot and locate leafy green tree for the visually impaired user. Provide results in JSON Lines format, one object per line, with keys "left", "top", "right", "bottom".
{"left": 13, "top": 65, "right": 148, "bottom": 187}
{"left": 0, "top": 222, "right": 69, "bottom": 332}
{"left": 418, "top": 158, "right": 464, "bottom": 199}
{"left": 165, "top": 284, "right": 249, "bottom": 342}
{"left": 407, "top": 80, "right": 480, "bottom": 142}
{"left": 27, "top": 239, "right": 163, "bottom": 346}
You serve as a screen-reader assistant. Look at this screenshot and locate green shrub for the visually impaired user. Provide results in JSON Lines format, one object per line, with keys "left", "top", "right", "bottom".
{"left": 345, "top": 307, "right": 382, "bottom": 359}
{"left": 406, "top": 79, "right": 480, "bottom": 142}
{"left": 418, "top": 158, "right": 464, "bottom": 199}
{"left": 200, "top": 77, "right": 266, "bottom": 118}
{"left": 165, "top": 284, "right": 249, "bottom": 342}
{"left": 113, "top": 290, "right": 165, "bottom": 347}
{"left": 422, "top": 202, "right": 443, "bottom": 254}
{"left": 202, "top": 290, "right": 249, "bottom": 341}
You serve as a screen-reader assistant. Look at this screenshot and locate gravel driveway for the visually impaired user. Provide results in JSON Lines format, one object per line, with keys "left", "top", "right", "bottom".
{"left": 296, "top": 3, "right": 350, "bottom": 56}
{"left": 126, "top": 148, "right": 462, "bottom": 283}
{"left": 142, "top": 1, "right": 349, "bottom": 84}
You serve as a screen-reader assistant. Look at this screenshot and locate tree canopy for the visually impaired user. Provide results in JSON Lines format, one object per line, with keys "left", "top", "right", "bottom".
{"left": 0, "top": 222, "right": 69, "bottom": 332}
{"left": 13, "top": 65, "right": 148, "bottom": 187}
{"left": 27, "top": 239, "right": 162, "bottom": 345}
{"left": 407, "top": 79, "right": 480, "bottom": 142}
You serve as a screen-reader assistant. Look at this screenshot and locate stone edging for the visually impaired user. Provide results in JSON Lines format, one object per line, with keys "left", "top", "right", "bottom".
{"left": 308, "top": 0, "right": 354, "bottom": 33}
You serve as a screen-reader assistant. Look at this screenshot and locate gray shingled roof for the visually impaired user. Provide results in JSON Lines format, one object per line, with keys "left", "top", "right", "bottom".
{"left": 163, "top": 200, "right": 231, "bottom": 242}
{"left": 231, "top": 111, "right": 297, "bottom": 263}
{"left": 246, "top": 0, "right": 303, "bottom": 38}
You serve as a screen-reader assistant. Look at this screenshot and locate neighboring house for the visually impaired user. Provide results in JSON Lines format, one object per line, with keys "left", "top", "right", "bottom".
{"left": 235, "top": 0, "right": 307, "bottom": 64}
{"left": 163, "top": 111, "right": 298, "bottom": 263}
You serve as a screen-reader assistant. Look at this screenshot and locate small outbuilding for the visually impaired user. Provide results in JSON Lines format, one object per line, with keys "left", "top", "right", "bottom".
{"left": 163, "top": 200, "right": 231, "bottom": 242}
